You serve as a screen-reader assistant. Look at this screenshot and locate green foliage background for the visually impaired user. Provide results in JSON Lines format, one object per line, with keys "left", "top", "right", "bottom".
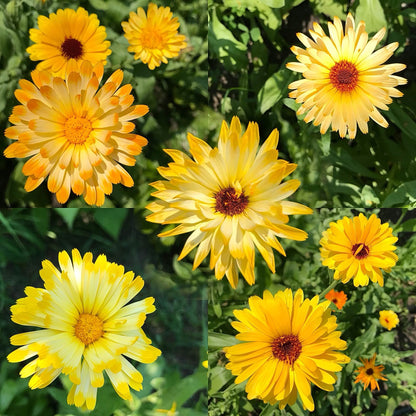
{"left": 0, "top": 208, "right": 207, "bottom": 415}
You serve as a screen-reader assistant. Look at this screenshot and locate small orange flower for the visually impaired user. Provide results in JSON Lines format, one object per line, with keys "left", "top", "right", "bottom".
{"left": 379, "top": 310, "right": 399, "bottom": 330}
{"left": 354, "top": 353, "right": 387, "bottom": 391}
{"left": 325, "top": 289, "right": 347, "bottom": 310}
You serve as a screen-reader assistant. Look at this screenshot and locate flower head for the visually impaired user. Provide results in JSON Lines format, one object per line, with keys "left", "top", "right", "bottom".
{"left": 122, "top": 3, "right": 187, "bottom": 70}
{"left": 320, "top": 213, "right": 398, "bottom": 287}
{"left": 325, "top": 289, "right": 347, "bottom": 310}
{"left": 146, "top": 116, "right": 312, "bottom": 288}
{"left": 286, "top": 13, "right": 407, "bottom": 139}
{"left": 27, "top": 7, "right": 111, "bottom": 78}
{"left": 354, "top": 353, "right": 387, "bottom": 391}
{"left": 7, "top": 249, "right": 161, "bottom": 411}
{"left": 379, "top": 310, "right": 399, "bottom": 330}
{"left": 224, "top": 289, "right": 350, "bottom": 411}
{"left": 4, "top": 62, "right": 148, "bottom": 206}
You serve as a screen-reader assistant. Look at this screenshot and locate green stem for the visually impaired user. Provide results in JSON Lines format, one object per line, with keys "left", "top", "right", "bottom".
{"left": 392, "top": 208, "right": 406, "bottom": 232}
{"left": 319, "top": 276, "right": 339, "bottom": 300}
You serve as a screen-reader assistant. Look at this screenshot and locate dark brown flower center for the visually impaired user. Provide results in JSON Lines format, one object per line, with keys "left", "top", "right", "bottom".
{"left": 271, "top": 334, "right": 302, "bottom": 365}
{"left": 352, "top": 243, "right": 370, "bottom": 260}
{"left": 61, "top": 38, "right": 84, "bottom": 60}
{"left": 366, "top": 368, "right": 374, "bottom": 376}
{"left": 329, "top": 60, "right": 358, "bottom": 92}
{"left": 214, "top": 187, "right": 248, "bottom": 216}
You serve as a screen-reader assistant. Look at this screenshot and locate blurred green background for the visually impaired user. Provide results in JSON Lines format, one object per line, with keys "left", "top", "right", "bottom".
{"left": 0, "top": 208, "right": 207, "bottom": 415}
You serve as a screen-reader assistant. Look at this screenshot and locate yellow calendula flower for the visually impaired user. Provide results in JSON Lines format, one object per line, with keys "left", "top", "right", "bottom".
{"left": 27, "top": 7, "right": 111, "bottom": 78}
{"left": 224, "top": 289, "right": 350, "bottom": 412}
{"left": 4, "top": 61, "right": 148, "bottom": 206}
{"left": 286, "top": 13, "right": 407, "bottom": 139}
{"left": 379, "top": 310, "right": 399, "bottom": 330}
{"left": 7, "top": 249, "right": 161, "bottom": 411}
{"left": 122, "top": 3, "right": 187, "bottom": 70}
{"left": 354, "top": 353, "right": 387, "bottom": 391}
{"left": 146, "top": 116, "right": 312, "bottom": 288}
{"left": 320, "top": 213, "right": 398, "bottom": 287}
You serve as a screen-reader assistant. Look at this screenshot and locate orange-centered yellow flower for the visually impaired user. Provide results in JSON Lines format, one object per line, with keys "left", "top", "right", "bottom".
{"left": 146, "top": 116, "right": 312, "bottom": 288}
{"left": 224, "top": 289, "right": 350, "bottom": 412}
{"left": 379, "top": 310, "right": 399, "bottom": 330}
{"left": 27, "top": 7, "right": 111, "bottom": 78}
{"left": 4, "top": 61, "right": 148, "bottom": 206}
{"left": 354, "top": 353, "right": 387, "bottom": 391}
{"left": 7, "top": 249, "right": 161, "bottom": 411}
{"left": 324, "top": 289, "right": 347, "bottom": 310}
{"left": 320, "top": 213, "right": 398, "bottom": 287}
{"left": 286, "top": 13, "right": 407, "bottom": 139}
{"left": 122, "top": 3, "right": 187, "bottom": 70}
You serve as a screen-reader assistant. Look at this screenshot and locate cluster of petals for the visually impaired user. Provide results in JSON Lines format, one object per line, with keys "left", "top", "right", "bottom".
{"left": 287, "top": 13, "right": 407, "bottom": 139}
{"left": 146, "top": 116, "right": 312, "bottom": 288}
{"left": 354, "top": 353, "right": 387, "bottom": 391}
{"left": 122, "top": 3, "right": 187, "bottom": 70}
{"left": 224, "top": 288, "right": 350, "bottom": 411}
{"left": 320, "top": 213, "right": 398, "bottom": 287}
{"left": 4, "top": 62, "right": 148, "bottom": 206}
{"left": 7, "top": 249, "right": 161, "bottom": 410}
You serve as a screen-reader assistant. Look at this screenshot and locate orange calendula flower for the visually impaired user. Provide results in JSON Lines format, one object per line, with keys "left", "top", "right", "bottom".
{"left": 286, "top": 13, "right": 407, "bottom": 139}
{"left": 146, "top": 116, "right": 312, "bottom": 288}
{"left": 355, "top": 353, "right": 387, "bottom": 391}
{"left": 7, "top": 249, "right": 161, "bottom": 411}
{"left": 320, "top": 213, "right": 398, "bottom": 287}
{"left": 4, "top": 62, "right": 148, "bottom": 206}
{"left": 224, "top": 289, "right": 350, "bottom": 412}
{"left": 325, "top": 289, "right": 347, "bottom": 310}
{"left": 122, "top": 3, "right": 187, "bottom": 70}
{"left": 27, "top": 7, "right": 111, "bottom": 78}
{"left": 379, "top": 310, "right": 399, "bottom": 330}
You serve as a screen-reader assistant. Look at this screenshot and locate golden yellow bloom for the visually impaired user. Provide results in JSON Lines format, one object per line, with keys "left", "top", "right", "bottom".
{"left": 27, "top": 7, "right": 111, "bottom": 78}
{"left": 379, "top": 310, "right": 399, "bottom": 330}
{"left": 7, "top": 249, "right": 161, "bottom": 410}
{"left": 146, "top": 116, "right": 312, "bottom": 288}
{"left": 286, "top": 13, "right": 407, "bottom": 139}
{"left": 324, "top": 289, "right": 347, "bottom": 310}
{"left": 320, "top": 213, "right": 398, "bottom": 287}
{"left": 122, "top": 3, "right": 187, "bottom": 70}
{"left": 224, "top": 289, "right": 350, "bottom": 411}
{"left": 4, "top": 62, "right": 148, "bottom": 206}
{"left": 354, "top": 353, "right": 387, "bottom": 391}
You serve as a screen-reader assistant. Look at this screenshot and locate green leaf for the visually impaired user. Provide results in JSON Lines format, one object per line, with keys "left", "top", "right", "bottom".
{"left": 310, "top": 0, "right": 346, "bottom": 19}
{"left": 386, "top": 102, "right": 416, "bottom": 142}
{"left": 382, "top": 180, "right": 416, "bottom": 208}
{"left": 260, "top": 0, "right": 285, "bottom": 7}
{"left": 209, "top": 366, "right": 233, "bottom": 394}
{"left": 355, "top": 0, "right": 387, "bottom": 34}
{"left": 257, "top": 66, "right": 294, "bottom": 114}
{"left": 319, "top": 131, "right": 331, "bottom": 156}
{"left": 208, "top": 332, "right": 239, "bottom": 350}
{"left": 93, "top": 209, "right": 128, "bottom": 240}
{"left": 54, "top": 208, "right": 80, "bottom": 230}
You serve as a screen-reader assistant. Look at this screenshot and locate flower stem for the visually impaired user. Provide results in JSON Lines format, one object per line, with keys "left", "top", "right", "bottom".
{"left": 392, "top": 208, "right": 406, "bottom": 232}
{"left": 319, "top": 276, "right": 339, "bottom": 300}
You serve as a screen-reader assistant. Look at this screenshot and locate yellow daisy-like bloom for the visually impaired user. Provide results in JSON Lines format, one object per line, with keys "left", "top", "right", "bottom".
{"left": 286, "top": 13, "right": 407, "bottom": 139}
{"left": 146, "top": 116, "right": 312, "bottom": 288}
{"left": 122, "top": 3, "right": 187, "bottom": 70}
{"left": 224, "top": 289, "right": 350, "bottom": 412}
{"left": 320, "top": 213, "right": 398, "bottom": 287}
{"left": 7, "top": 249, "right": 161, "bottom": 411}
{"left": 354, "top": 353, "right": 387, "bottom": 391}
{"left": 379, "top": 310, "right": 399, "bottom": 330}
{"left": 27, "top": 7, "right": 111, "bottom": 79}
{"left": 4, "top": 61, "right": 148, "bottom": 206}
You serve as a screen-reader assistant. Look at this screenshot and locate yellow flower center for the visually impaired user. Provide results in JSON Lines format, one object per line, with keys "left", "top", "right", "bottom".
{"left": 271, "top": 334, "right": 302, "bottom": 365}
{"left": 74, "top": 313, "right": 104, "bottom": 345}
{"left": 61, "top": 37, "right": 84, "bottom": 60}
{"left": 140, "top": 28, "right": 164, "bottom": 49}
{"left": 329, "top": 60, "right": 358, "bottom": 92}
{"left": 64, "top": 117, "right": 92, "bottom": 144}
{"left": 214, "top": 187, "right": 249, "bottom": 216}
{"left": 352, "top": 243, "right": 370, "bottom": 259}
